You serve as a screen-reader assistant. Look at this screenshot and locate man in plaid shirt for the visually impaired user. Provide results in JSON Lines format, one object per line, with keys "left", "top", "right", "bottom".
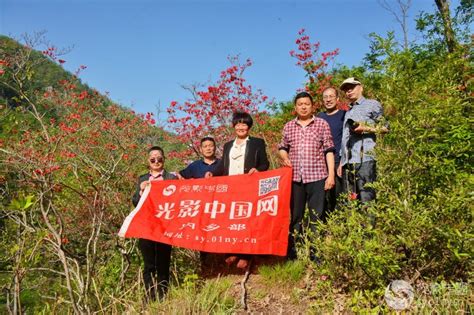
{"left": 279, "top": 91, "right": 335, "bottom": 260}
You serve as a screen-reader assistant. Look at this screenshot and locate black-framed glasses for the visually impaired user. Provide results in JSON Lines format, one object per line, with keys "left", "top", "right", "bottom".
{"left": 149, "top": 157, "right": 164, "bottom": 164}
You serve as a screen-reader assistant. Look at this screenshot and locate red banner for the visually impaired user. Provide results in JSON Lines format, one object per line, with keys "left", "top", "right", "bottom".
{"left": 119, "top": 168, "right": 291, "bottom": 256}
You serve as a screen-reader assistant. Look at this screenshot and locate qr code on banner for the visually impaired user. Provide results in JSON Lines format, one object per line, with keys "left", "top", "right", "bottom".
{"left": 258, "top": 176, "right": 280, "bottom": 196}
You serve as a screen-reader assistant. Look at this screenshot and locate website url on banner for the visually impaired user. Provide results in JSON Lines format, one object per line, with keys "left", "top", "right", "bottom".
{"left": 163, "top": 232, "right": 257, "bottom": 245}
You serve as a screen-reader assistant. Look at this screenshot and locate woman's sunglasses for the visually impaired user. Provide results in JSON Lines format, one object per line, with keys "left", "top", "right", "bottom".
{"left": 149, "top": 157, "right": 164, "bottom": 164}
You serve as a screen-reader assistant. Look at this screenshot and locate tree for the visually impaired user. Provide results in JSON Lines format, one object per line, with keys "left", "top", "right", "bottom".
{"left": 378, "top": 0, "right": 412, "bottom": 49}
{"left": 434, "top": 0, "right": 459, "bottom": 52}
{"left": 416, "top": 0, "right": 471, "bottom": 54}
{"left": 166, "top": 56, "right": 270, "bottom": 159}
{"left": 0, "top": 35, "right": 174, "bottom": 313}
{"left": 289, "top": 29, "right": 344, "bottom": 111}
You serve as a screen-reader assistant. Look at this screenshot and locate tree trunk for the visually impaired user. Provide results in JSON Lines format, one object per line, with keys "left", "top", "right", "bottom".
{"left": 434, "top": 0, "right": 458, "bottom": 53}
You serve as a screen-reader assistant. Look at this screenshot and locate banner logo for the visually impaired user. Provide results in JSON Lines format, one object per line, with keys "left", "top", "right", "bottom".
{"left": 163, "top": 184, "right": 177, "bottom": 196}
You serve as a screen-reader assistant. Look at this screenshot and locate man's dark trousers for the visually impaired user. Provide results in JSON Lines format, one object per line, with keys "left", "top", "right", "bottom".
{"left": 344, "top": 160, "right": 376, "bottom": 202}
{"left": 324, "top": 164, "right": 343, "bottom": 220}
{"left": 287, "top": 178, "right": 326, "bottom": 259}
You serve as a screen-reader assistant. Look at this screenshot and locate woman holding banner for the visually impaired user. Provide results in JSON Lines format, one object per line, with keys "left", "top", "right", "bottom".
{"left": 132, "top": 146, "right": 177, "bottom": 301}
{"left": 207, "top": 111, "right": 270, "bottom": 269}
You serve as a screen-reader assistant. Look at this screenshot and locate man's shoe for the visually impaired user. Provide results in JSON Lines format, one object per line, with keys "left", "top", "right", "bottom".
{"left": 286, "top": 248, "right": 297, "bottom": 261}
{"left": 225, "top": 255, "right": 238, "bottom": 266}
{"left": 236, "top": 258, "right": 249, "bottom": 269}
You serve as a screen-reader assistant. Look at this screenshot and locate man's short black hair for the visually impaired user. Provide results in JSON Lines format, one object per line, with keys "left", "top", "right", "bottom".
{"left": 294, "top": 91, "right": 313, "bottom": 104}
{"left": 232, "top": 111, "right": 253, "bottom": 129}
{"left": 148, "top": 146, "right": 165, "bottom": 158}
{"left": 200, "top": 136, "right": 216, "bottom": 146}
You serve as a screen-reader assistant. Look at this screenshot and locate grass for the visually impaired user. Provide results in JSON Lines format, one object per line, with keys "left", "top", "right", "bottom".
{"left": 258, "top": 260, "right": 306, "bottom": 285}
{"left": 149, "top": 276, "right": 237, "bottom": 314}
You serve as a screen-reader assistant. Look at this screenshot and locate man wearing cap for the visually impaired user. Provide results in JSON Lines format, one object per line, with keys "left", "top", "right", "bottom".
{"left": 338, "top": 78, "right": 388, "bottom": 202}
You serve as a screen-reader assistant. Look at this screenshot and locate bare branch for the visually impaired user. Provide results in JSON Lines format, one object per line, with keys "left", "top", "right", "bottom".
{"left": 378, "top": 0, "right": 412, "bottom": 49}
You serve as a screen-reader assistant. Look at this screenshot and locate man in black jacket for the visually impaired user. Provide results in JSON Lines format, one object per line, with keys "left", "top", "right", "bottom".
{"left": 132, "top": 146, "right": 177, "bottom": 301}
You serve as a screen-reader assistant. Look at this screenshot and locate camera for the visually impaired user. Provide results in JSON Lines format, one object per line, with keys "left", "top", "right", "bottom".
{"left": 347, "top": 119, "right": 359, "bottom": 131}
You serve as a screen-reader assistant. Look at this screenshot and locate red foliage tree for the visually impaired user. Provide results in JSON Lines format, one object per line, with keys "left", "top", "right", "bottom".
{"left": 167, "top": 56, "right": 270, "bottom": 160}
{"left": 290, "top": 29, "right": 346, "bottom": 110}
{"left": 1, "top": 38, "right": 165, "bottom": 312}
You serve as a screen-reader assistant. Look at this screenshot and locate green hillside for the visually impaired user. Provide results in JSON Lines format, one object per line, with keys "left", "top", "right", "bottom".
{"left": 0, "top": 34, "right": 182, "bottom": 155}
{"left": 0, "top": 35, "right": 93, "bottom": 107}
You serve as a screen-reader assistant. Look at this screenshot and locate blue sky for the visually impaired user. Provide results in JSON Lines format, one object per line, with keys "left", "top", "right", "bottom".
{"left": 1, "top": 0, "right": 447, "bottom": 123}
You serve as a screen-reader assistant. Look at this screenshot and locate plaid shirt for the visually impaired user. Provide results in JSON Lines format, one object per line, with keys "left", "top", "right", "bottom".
{"left": 279, "top": 116, "right": 335, "bottom": 183}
